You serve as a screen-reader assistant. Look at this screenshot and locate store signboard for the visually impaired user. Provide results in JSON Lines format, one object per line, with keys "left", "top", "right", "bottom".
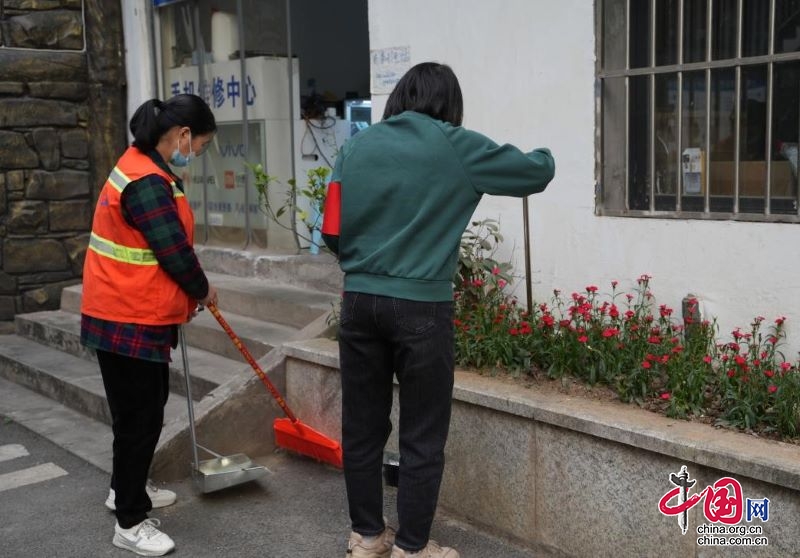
{"left": 166, "top": 57, "right": 299, "bottom": 121}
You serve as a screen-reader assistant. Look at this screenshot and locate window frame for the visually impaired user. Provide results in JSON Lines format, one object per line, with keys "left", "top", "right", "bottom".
{"left": 596, "top": 0, "right": 800, "bottom": 223}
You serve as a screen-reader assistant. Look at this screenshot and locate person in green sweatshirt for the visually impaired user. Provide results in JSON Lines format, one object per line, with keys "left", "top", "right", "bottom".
{"left": 322, "top": 62, "right": 555, "bottom": 558}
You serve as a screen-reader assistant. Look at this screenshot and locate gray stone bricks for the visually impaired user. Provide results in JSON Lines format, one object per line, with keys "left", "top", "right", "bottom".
{"left": 0, "top": 0, "right": 125, "bottom": 326}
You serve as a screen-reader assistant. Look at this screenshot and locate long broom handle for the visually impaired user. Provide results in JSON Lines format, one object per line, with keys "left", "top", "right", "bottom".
{"left": 206, "top": 302, "right": 298, "bottom": 423}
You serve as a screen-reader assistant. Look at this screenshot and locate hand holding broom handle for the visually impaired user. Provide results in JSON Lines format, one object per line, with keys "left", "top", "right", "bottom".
{"left": 206, "top": 301, "right": 298, "bottom": 423}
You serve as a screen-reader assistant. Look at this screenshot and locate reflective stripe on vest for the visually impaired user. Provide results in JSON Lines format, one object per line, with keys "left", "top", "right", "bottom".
{"left": 88, "top": 232, "right": 158, "bottom": 265}
{"left": 107, "top": 165, "right": 184, "bottom": 198}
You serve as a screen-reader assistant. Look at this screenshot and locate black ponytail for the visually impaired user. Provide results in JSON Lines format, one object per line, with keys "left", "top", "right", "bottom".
{"left": 129, "top": 94, "right": 217, "bottom": 152}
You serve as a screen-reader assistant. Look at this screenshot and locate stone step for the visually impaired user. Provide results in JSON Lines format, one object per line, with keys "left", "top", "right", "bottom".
{"left": 15, "top": 310, "right": 244, "bottom": 399}
{"left": 196, "top": 246, "right": 343, "bottom": 295}
{"left": 0, "top": 375, "right": 113, "bottom": 473}
{"left": 205, "top": 271, "right": 339, "bottom": 327}
{"left": 0, "top": 334, "right": 187, "bottom": 427}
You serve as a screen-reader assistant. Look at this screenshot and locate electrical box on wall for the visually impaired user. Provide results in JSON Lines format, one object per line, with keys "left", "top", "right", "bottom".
{"left": 682, "top": 148, "right": 705, "bottom": 195}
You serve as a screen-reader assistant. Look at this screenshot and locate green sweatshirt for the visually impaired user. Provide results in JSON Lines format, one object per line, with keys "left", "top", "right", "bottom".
{"left": 324, "top": 110, "right": 555, "bottom": 302}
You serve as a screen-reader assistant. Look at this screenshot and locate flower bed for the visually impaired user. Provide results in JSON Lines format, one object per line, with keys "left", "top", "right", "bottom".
{"left": 454, "top": 220, "right": 800, "bottom": 440}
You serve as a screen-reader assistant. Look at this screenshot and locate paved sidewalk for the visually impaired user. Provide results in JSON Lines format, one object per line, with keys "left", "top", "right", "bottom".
{"left": 1, "top": 418, "right": 539, "bottom": 557}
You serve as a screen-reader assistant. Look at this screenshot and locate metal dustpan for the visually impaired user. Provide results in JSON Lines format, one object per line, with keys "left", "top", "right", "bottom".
{"left": 179, "top": 327, "right": 269, "bottom": 493}
{"left": 192, "top": 445, "right": 268, "bottom": 493}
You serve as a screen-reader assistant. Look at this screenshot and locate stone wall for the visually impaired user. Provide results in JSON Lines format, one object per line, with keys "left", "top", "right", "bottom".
{"left": 282, "top": 338, "right": 800, "bottom": 558}
{"left": 0, "top": 0, "right": 126, "bottom": 324}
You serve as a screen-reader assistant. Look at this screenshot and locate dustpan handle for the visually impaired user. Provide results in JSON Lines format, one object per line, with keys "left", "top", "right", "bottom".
{"left": 206, "top": 302, "right": 298, "bottom": 423}
{"left": 179, "top": 326, "right": 202, "bottom": 470}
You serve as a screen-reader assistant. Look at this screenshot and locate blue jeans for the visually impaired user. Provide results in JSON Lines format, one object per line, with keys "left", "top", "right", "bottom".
{"left": 338, "top": 292, "right": 454, "bottom": 552}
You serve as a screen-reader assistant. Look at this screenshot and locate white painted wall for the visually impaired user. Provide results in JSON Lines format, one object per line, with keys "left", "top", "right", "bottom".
{"left": 368, "top": 0, "right": 800, "bottom": 354}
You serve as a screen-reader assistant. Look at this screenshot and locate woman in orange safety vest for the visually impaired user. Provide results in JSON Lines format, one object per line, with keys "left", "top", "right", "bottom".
{"left": 81, "top": 94, "right": 218, "bottom": 557}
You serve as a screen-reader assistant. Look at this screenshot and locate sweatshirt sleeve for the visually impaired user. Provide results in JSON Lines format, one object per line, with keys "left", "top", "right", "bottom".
{"left": 444, "top": 125, "right": 555, "bottom": 197}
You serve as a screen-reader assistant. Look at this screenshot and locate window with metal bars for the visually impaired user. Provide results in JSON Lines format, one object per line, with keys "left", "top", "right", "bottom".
{"left": 597, "top": 0, "right": 800, "bottom": 221}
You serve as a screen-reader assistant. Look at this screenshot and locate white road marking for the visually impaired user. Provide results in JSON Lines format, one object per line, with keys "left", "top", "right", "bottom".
{"left": 0, "top": 444, "right": 29, "bottom": 463}
{"left": 0, "top": 462, "right": 68, "bottom": 493}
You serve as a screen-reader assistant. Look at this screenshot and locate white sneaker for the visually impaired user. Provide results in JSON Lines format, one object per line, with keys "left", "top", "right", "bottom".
{"left": 105, "top": 480, "right": 177, "bottom": 511}
{"left": 113, "top": 518, "right": 175, "bottom": 556}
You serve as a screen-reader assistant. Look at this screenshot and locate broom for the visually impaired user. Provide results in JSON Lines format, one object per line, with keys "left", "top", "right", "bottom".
{"left": 206, "top": 302, "right": 343, "bottom": 468}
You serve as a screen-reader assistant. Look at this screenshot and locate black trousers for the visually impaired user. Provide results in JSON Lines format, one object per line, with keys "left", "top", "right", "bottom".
{"left": 338, "top": 292, "right": 455, "bottom": 552}
{"left": 97, "top": 350, "right": 169, "bottom": 528}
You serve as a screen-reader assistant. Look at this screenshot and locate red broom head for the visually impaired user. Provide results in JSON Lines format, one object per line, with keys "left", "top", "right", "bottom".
{"left": 273, "top": 417, "right": 343, "bottom": 469}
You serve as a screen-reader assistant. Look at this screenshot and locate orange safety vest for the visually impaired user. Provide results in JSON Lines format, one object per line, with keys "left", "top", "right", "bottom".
{"left": 81, "top": 146, "right": 196, "bottom": 325}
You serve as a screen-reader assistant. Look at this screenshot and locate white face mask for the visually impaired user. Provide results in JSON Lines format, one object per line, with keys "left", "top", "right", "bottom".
{"left": 169, "top": 133, "right": 194, "bottom": 167}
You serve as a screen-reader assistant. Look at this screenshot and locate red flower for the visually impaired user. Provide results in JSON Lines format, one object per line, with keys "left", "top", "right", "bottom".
{"left": 611, "top": 280, "right": 619, "bottom": 288}
{"left": 492, "top": 266, "right": 500, "bottom": 275}
{"left": 578, "top": 335, "right": 589, "bottom": 343}
{"left": 624, "top": 310, "right": 635, "bottom": 319}
{"left": 647, "top": 336, "right": 662, "bottom": 344}
{"left": 660, "top": 392, "right": 671, "bottom": 400}
{"left": 497, "top": 279, "right": 507, "bottom": 289}
{"left": 586, "top": 285, "right": 598, "bottom": 293}
{"left": 659, "top": 305, "right": 673, "bottom": 318}
{"left": 641, "top": 361, "right": 652, "bottom": 369}
{"left": 703, "top": 355, "right": 712, "bottom": 364}
{"left": 509, "top": 328, "right": 519, "bottom": 336}
{"left": 727, "top": 369, "right": 735, "bottom": 378}
{"left": 541, "top": 315, "right": 555, "bottom": 327}
{"left": 768, "top": 385, "right": 778, "bottom": 394}
{"left": 602, "top": 327, "right": 619, "bottom": 338}
{"left": 559, "top": 319, "right": 571, "bottom": 328}
{"left": 609, "top": 305, "right": 619, "bottom": 319}
{"left": 764, "top": 370, "right": 775, "bottom": 378}
{"left": 780, "top": 362, "right": 792, "bottom": 371}
{"left": 775, "top": 316, "right": 786, "bottom": 326}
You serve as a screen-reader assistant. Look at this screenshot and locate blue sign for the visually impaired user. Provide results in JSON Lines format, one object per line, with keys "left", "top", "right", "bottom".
{"left": 153, "top": 0, "right": 186, "bottom": 7}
